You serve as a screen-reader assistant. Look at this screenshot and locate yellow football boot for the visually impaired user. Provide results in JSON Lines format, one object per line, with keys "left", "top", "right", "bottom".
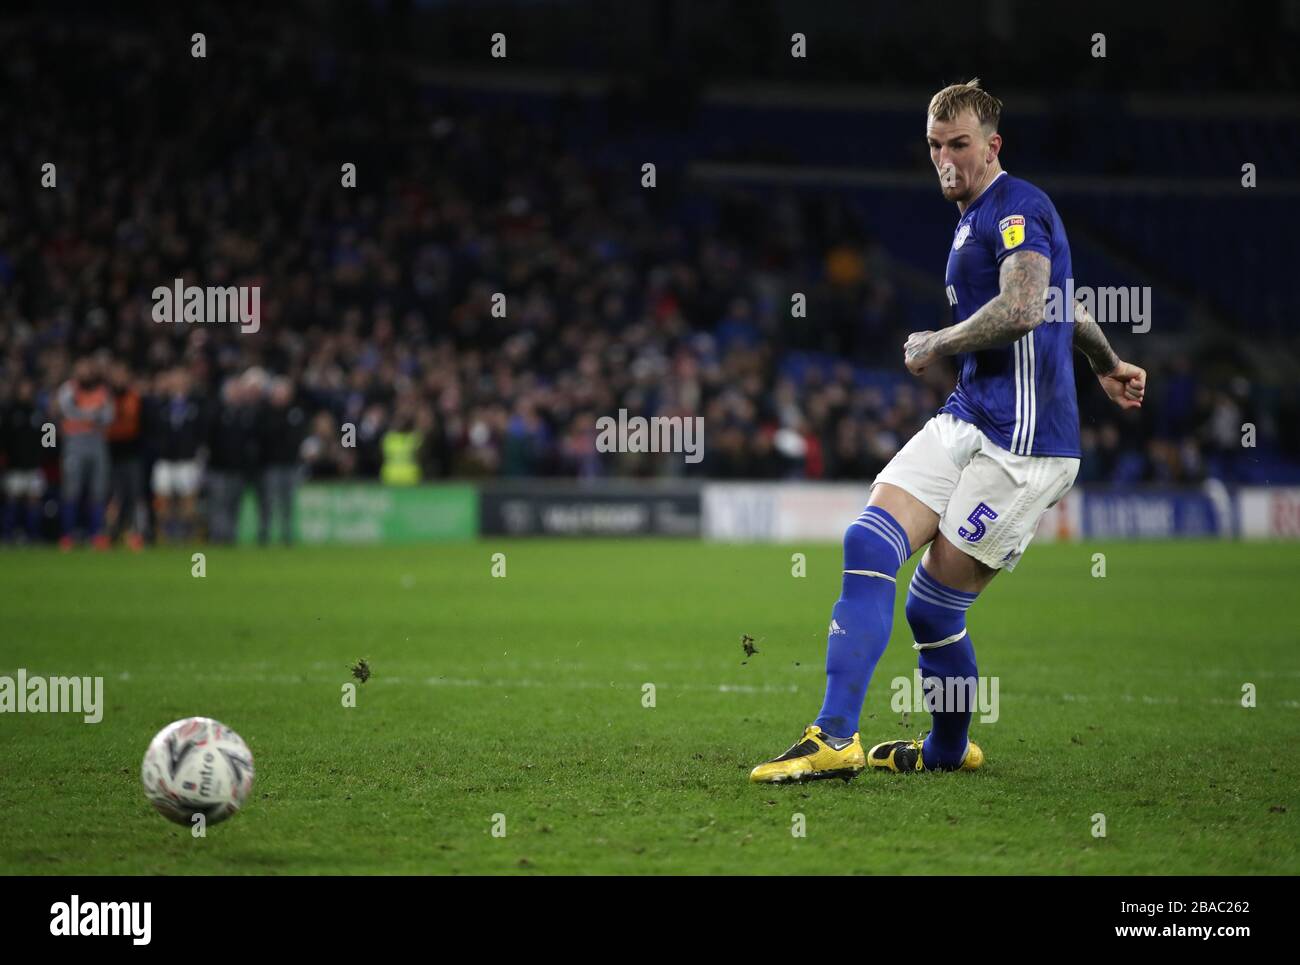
{"left": 866, "top": 736, "right": 984, "bottom": 772}
{"left": 749, "top": 725, "right": 864, "bottom": 784}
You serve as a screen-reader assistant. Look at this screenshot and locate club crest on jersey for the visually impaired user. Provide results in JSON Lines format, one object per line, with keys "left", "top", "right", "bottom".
{"left": 998, "top": 215, "right": 1025, "bottom": 250}
{"left": 953, "top": 223, "right": 972, "bottom": 250}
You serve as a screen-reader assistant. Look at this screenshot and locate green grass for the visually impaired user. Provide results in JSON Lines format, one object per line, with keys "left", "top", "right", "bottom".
{"left": 1, "top": 539, "right": 1297, "bottom": 875}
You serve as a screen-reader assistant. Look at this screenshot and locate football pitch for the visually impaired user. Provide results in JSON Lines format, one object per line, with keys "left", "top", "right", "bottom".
{"left": 1, "top": 539, "right": 1296, "bottom": 875}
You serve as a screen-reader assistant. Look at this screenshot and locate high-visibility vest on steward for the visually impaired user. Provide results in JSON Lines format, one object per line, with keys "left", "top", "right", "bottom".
{"left": 380, "top": 431, "right": 420, "bottom": 485}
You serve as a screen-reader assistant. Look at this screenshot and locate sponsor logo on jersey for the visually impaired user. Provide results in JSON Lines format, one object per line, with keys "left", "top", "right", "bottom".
{"left": 998, "top": 215, "right": 1025, "bottom": 250}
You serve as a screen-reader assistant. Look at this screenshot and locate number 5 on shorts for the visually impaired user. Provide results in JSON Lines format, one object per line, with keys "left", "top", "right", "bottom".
{"left": 958, "top": 502, "right": 998, "bottom": 543}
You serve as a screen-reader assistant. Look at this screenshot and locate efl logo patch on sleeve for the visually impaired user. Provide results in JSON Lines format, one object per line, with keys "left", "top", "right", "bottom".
{"left": 998, "top": 215, "right": 1026, "bottom": 250}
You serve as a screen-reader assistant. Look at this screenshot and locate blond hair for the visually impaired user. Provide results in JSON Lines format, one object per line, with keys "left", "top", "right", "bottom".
{"left": 928, "top": 78, "right": 1002, "bottom": 132}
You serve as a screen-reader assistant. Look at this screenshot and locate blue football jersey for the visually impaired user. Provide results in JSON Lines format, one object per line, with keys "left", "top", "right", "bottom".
{"left": 938, "top": 172, "right": 1080, "bottom": 458}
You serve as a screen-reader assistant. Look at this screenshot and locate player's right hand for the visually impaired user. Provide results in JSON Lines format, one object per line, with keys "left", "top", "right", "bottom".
{"left": 1097, "top": 360, "right": 1146, "bottom": 410}
{"left": 903, "top": 331, "right": 940, "bottom": 375}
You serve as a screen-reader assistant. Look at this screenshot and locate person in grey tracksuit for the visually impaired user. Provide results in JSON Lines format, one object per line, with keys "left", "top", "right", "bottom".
{"left": 57, "top": 358, "right": 114, "bottom": 544}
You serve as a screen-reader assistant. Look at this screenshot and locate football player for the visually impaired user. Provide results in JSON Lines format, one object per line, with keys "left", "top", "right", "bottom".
{"left": 751, "top": 79, "right": 1146, "bottom": 781}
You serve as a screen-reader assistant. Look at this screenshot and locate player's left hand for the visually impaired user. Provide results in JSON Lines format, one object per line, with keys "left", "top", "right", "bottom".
{"left": 1097, "top": 359, "right": 1146, "bottom": 410}
{"left": 903, "top": 331, "right": 941, "bottom": 375}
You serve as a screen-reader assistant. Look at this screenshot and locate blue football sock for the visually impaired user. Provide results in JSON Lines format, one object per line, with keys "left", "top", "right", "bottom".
{"left": 813, "top": 506, "right": 911, "bottom": 738}
{"left": 906, "top": 563, "right": 979, "bottom": 769}
{"left": 87, "top": 503, "right": 104, "bottom": 537}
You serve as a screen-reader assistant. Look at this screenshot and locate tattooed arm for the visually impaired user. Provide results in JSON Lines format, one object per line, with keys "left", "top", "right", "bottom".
{"left": 1072, "top": 300, "right": 1118, "bottom": 374}
{"left": 1073, "top": 300, "right": 1147, "bottom": 409}
{"left": 904, "top": 250, "right": 1050, "bottom": 374}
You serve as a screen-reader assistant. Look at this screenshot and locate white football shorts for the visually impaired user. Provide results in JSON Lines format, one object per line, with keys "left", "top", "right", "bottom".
{"left": 4, "top": 469, "right": 45, "bottom": 499}
{"left": 151, "top": 460, "right": 201, "bottom": 498}
{"left": 871, "top": 413, "right": 1079, "bottom": 571}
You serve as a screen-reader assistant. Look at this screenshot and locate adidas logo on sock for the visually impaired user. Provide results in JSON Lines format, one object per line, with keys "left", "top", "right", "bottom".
{"left": 829, "top": 619, "right": 846, "bottom": 635}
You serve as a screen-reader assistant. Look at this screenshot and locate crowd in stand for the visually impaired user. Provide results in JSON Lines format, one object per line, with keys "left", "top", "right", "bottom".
{"left": 1, "top": 332, "right": 1285, "bottom": 546}
{"left": 1, "top": 17, "right": 1296, "bottom": 546}
{"left": 1, "top": 356, "right": 307, "bottom": 545}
